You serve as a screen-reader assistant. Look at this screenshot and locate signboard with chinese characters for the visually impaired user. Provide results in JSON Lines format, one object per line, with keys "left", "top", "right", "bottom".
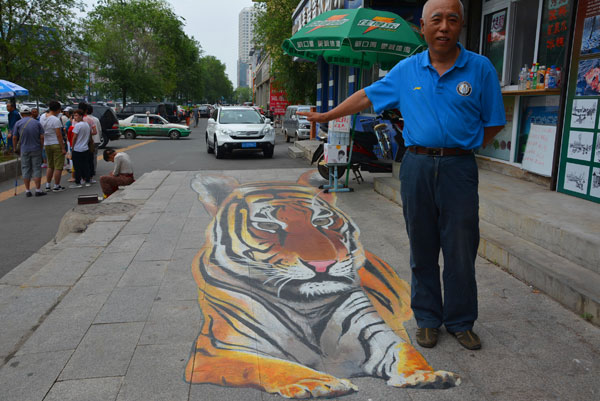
{"left": 292, "top": 0, "right": 363, "bottom": 34}
{"left": 522, "top": 124, "right": 556, "bottom": 176}
{"left": 482, "top": 8, "right": 507, "bottom": 81}
{"left": 269, "top": 86, "right": 289, "bottom": 116}
{"left": 557, "top": 0, "right": 600, "bottom": 203}
{"left": 537, "top": 0, "right": 574, "bottom": 69}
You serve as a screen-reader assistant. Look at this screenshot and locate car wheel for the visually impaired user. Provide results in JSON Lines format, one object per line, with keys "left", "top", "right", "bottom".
{"left": 284, "top": 130, "right": 290, "bottom": 143}
{"left": 215, "top": 136, "right": 224, "bottom": 159}
{"left": 169, "top": 130, "right": 180, "bottom": 140}
{"left": 206, "top": 133, "right": 214, "bottom": 153}
{"left": 263, "top": 145, "right": 274, "bottom": 158}
{"left": 124, "top": 129, "right": 136, "bottom": 140}
{"left": 99, "top": 134, "right": 109, "bottom": 149}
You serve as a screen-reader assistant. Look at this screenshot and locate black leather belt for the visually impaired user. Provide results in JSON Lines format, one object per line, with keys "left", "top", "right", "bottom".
{"left": 407, "top": 146, "right": 473, "bottom": 156}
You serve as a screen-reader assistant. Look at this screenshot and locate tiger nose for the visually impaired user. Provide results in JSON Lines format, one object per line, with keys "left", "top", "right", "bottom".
{"left": 308, "top": 260, "right": 335, "bottom": 273}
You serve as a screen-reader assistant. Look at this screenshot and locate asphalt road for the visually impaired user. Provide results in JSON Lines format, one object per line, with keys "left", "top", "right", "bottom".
{"left": 0, "top": 119, "right": 308, "bottom": 278}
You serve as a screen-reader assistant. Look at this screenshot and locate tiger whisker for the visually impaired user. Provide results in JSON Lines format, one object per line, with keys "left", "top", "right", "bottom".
{"left": 277, "top": 277, "right": 295, "bottom": 297}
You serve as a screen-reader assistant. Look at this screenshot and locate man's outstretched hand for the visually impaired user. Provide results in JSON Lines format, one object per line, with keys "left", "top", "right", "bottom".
{"left": 296, "top": 111, "right": 329, "bottom": 123}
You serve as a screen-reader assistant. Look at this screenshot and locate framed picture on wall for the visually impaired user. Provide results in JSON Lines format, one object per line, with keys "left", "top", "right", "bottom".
{"left": 576, "top": 59, "right": 600, "bottom": 96}
{"left": 564, "top": 162, "right": 590, "bottom": 194}
{"left": 567, "top": 130, "right": 594, "bottom": 160}
{"left": 591, "top": 168, "right": 600, "bottom": 198}
{"left": 570, "top": 98, "right": 598, "bottom": 129}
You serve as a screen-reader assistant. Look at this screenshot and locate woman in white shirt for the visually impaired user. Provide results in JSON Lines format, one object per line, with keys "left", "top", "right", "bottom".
{"left": 70, "top": 109, "right": 92, "bottom": 188}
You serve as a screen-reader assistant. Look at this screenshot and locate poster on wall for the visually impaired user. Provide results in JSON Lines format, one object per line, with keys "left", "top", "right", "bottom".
{"left": 538, "top": 0, "right": 574, "bottom": 69}
{"left": 557, "top": 0, "right": 600, "bottom": 202}
{"left": 478, "top": 96, "right": 513, "bottom": 161}
{"left": 575, "top": 58, "right": 600, "bottom": 95}
{"left": 522, "top": 124, "right": 556, "bottom": 176}
{"left": 570, "top": 98, "right": 597, "bottom": 128}
{"left": 591, "top": 167, "right": 600, "bottom": 197}
{"left": 482, "top": 9, "right": 506, "bottom": 81}
{"left": 567, "top": 130, "right": 594, "bottom": 160}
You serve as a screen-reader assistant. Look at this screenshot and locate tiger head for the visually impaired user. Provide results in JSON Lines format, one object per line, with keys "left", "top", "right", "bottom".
{"left": 191, "top": 171, "right": 366, "bottom": 300}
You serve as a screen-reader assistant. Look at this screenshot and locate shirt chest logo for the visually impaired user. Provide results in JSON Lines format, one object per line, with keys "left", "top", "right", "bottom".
{"left": 456, "top": 81, "right": 472, "bottom": 96}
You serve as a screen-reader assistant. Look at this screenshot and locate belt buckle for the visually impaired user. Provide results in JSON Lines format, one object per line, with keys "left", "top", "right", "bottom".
{"left": 428, "top": 148, "right": 442, "bottom": 156}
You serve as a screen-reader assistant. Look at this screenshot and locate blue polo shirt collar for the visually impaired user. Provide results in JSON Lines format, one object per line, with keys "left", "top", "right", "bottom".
{"left": 420, "top": 42, "right": 468, "bottom": 70}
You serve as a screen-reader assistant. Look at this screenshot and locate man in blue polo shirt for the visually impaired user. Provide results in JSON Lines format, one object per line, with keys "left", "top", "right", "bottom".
{"left": 299, "top": 0, "right": 505, "bottom": 351}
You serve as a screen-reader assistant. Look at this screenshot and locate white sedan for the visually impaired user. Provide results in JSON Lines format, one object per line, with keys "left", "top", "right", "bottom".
{"left": 206, "top": 106, "right": 275, "bottom": 159}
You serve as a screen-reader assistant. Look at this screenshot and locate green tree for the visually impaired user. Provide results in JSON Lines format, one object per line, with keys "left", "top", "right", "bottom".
{"left": 233, "top": 86, "right": 252, "bottom": 104}
{"left": 253, "top": 0, "right": 316, "bottom": 104}
{"left": 200, "top": 56, "right": 233, "bottom": 104}
{"left": 84, "top": 0, "right": 189, "bottom": 106}
{"left": 0, "top": 0, "right": 85, "bottom": 101}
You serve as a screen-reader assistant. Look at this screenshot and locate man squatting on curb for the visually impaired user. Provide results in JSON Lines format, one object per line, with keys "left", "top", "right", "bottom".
{"left": 100, "top": 149, "right": 134, "bottom": 198}
{"left": 298, "top": 0, "right": 506, "bottom": 350}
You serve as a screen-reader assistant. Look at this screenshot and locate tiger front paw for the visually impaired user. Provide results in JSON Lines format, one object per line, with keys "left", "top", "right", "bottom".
{"left": 387, "top": 370, "right": 460, "bottom": 389}
{"left": 276, "top": 376, "right": 358, "bottom": 399}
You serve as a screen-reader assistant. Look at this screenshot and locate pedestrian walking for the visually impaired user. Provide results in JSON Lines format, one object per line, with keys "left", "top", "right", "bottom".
{"left": 100, "top": 149, "right": 134, "bottom": 198}
{"left": 11, "top": 106, "right": 46, "bottom": 197}
{"left": 6, "top": 102, "right": 21, "bottom": 154}
{"left": 40, "top": 100, "right": 67, "bottom": 192}
{"left": 299, "top": 0, "right": 506, "bottom": 351}
{"left": 70, "top": 109, "right": 92, "bottom": 188}
{"left": 86, "top": 104, "right": 101, "bottom": 182}
{"left": 192, "top": 106, "right": 199, "bottom": 128}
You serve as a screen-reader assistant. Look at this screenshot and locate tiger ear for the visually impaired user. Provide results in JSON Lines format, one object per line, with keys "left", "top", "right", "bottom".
{"left": 297, "top": 170, "right": 336, "bottom": 205}
{"left": 191, "top": 174, "right": 240, "bottom": 216}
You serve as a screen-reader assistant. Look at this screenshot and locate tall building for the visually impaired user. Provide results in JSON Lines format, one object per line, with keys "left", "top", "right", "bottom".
{"left": 237, "top": 6, "right": 256, "bottom": 88}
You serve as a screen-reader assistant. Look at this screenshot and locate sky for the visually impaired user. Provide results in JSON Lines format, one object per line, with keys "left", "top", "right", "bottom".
{"left": 82, "top": 0, "right": 257, "bottom": 88}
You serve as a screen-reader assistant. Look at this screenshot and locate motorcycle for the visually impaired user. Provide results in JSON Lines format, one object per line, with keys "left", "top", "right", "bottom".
{"left": 311, "top": 109, "right": 405, "bottom": 182}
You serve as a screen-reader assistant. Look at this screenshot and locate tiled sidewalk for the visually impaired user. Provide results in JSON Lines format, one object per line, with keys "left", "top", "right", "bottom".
{"left": 0, "top": 169, "right": 598, "bottom": 401}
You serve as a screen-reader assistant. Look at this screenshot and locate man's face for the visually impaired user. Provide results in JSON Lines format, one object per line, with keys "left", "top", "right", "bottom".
{"left": 74, "top": 113, "right": 83, "bottom": 122}
{"left": 31, "top": 109, "right": 39, "bottom": 118}
{"left": 7, "top": 104, "right": 14, "bottom": 112}
{"left": 420, "top": 0, "right": 463, "bottom": 59}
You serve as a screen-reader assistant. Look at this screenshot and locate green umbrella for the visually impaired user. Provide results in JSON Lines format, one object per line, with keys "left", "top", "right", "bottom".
{"left": 282, "top": 8, "right": 426, "bottom": 70}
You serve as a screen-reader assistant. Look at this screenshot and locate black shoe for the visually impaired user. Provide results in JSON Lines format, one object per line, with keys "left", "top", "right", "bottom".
{"left": 416, "top": 327, "right": 439, "bottom": 348}
{"left": 25, "top": 191, "right": 32, "bottom": 197}
{"left": 449, "top": 329, "right": 481, "bottom": 350}
{"left": 35, "top": 191, "right": 47, "bottom": 197}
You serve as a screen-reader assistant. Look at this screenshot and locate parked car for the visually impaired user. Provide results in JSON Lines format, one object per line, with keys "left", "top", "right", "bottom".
{"left": 0, "top": 103, "right": 8, "bottom": 127}
{"left": 282, "top": 105, "right": 314, "bottom": 142}
{"left": 18, "top": 102, "right": 48, "bottom": 113}
{"left": 198, "top": 105, "right": 211, "bottom": 118}
{"left": 119, "top": 114, "right": 190, "bottom": 139}
{"left": 117, "top": 102, "right": 179, "bottom": 122}
{"left": 69, "top": 104, "right": 120, "bottom": 148}
{"left": 206, "top": 106, "right": 274, "bottom": 159}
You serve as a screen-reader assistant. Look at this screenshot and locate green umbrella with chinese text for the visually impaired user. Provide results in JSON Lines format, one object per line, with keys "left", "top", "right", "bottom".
{"left": 282, "top": 8, "right": 426, "bottom": 70}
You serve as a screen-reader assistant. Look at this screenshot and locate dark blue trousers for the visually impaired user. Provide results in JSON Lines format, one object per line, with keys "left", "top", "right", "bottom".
{"left": 399, "top": 151, "right": 479, "bottom": 332}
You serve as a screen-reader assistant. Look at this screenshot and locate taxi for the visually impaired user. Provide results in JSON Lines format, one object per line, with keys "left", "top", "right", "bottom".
{"left": 119, "top": 113, "right": 191, "bottom": 139}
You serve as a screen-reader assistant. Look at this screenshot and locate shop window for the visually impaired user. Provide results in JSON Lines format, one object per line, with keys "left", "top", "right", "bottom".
{"left": 338, "top": 66, "right": 349, "bottom": 102}
{"left": 537, "top": 0, "right": 574, "bottom": 70}
{"left": 505, "top": 0, "right": 538, "bottom": 85}
{"left": 482, "top": 8, "right": 507, "bottom": 82}
{"left": 516, "top": 95, "right": 559, "bottom": 163}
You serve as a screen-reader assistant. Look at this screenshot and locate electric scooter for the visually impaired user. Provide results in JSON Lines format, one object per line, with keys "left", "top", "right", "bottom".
{"left": 311, "top": 109, "right": 405, "bottom": 182}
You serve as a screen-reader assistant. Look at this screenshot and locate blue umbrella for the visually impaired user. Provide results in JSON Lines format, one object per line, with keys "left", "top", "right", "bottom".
{"left": 0, "top": 79, "right": 29, "bottom": 98}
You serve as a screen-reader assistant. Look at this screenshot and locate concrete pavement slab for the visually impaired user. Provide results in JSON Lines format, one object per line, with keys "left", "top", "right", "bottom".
{"left": 117, "top": 260, "right": 168, "bottom": 287}
{"left": 0, "top": 252, "right": 59, "bottom": 286}
{"left": 189, "top": 383, "right": 263, "bottom": 401}
{"left": 116, "top": 343, "right": 191, "bottom": 401}
{"left": 122, "top": 189, "right": 155, "bottom": 200}
{"left": 24, "top": 246, "right": 102, "bottom": 287}
{"left": 81, "top": 250, "right": 136, "bottom": 277}
{"left": 103, "top": 234, "right": 146, "bottom": 254}
{"left": 43, "top": 377, "right": 123, "bottom": 401}
{"left": 120, "top": 211, "right": 161, "bottom": 235}
{"left": 138, "top": 300, "right": 200, "bottom": 345}
{"left": 0, "top": 287, "right": 66, "bottom": 362}
{"left": 0, "top": 350, "right": 73, "bottom": 401}
{"left": 59, "top": 322, "right": 144, "bottom": 380}
{"left": 73, "top": 220, "right": 127, "bottom": 247}
{"left": 126, "top": 170, "right": 169, "bottom": 190}
{"left": 94, "top": 286, "right": 159, "bottom": 324}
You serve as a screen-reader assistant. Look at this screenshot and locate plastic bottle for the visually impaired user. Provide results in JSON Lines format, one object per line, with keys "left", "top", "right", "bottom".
{"left": 537, "top": 65, "right": 546, "bottom": 89}
{"left": 532, "top": 63, "right": 538, "bottom": 89}
{"left": 546, "top": 65, "right": 557, "bottom": 89}
{"left": 556, "top": 67, "right": 562, "bottom": 87}
{"left": 518, "top": 68, "right": 526, "bottom": 90}
{"left": 526, "top": 69, "right": 532, "bottom": 90}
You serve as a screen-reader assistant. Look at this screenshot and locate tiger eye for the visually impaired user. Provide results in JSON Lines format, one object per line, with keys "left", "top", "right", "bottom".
{"left": 257, "top": 222, "right": 280, "bottom": 231}
{"left": 312, "top": 218, "right": 330, "bottom": 226}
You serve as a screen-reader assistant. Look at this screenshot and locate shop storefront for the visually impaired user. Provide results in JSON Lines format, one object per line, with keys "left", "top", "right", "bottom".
{"left": 289, "top": 0, "right": 599, "bottom": 203}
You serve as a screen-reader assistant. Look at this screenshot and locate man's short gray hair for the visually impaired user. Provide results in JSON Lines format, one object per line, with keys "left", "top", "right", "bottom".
{"left": 422, "top": 0, "right": 465, "bottom": 21}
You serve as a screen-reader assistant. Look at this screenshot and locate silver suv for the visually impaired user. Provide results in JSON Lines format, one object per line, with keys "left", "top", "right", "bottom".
{"left": 206, "top": 106, "right": 275, "bottom": 159}
{"left": 283, "top": 105, "right": 313, "bottom": 142}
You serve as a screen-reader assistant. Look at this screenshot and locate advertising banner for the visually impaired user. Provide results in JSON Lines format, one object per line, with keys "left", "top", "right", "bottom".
{"left": 269, "top": 87, "right": 289, "bottom": 116}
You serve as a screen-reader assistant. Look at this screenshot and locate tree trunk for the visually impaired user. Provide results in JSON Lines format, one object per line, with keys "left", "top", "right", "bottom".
{"left": 122, "top": 87, "right": 127, "bottom": 109}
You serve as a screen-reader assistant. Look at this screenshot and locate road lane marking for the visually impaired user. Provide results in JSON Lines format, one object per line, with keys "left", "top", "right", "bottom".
{"left": 0, "top": 140, "right": 157, "bottom": 202}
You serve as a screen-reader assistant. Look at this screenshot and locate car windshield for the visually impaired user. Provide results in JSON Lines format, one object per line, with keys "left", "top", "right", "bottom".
{"left": 296, "top": 108, "right": 310, "bottom": 119}
{"left": 0, "top": 104, "right": 7, "bottom": 112}
{"left": 219, "top": 109, "right": 263, "bottom": 124}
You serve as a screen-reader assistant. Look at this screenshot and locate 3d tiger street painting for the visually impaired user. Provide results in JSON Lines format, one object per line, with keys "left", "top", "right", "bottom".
{"left": 186, "top": 171, "right": 459, "bottom": 398}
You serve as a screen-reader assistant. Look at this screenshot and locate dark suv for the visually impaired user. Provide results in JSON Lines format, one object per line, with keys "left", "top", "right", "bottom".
{"left": 70, "top": 104, "right": 120, "bottom": 148}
